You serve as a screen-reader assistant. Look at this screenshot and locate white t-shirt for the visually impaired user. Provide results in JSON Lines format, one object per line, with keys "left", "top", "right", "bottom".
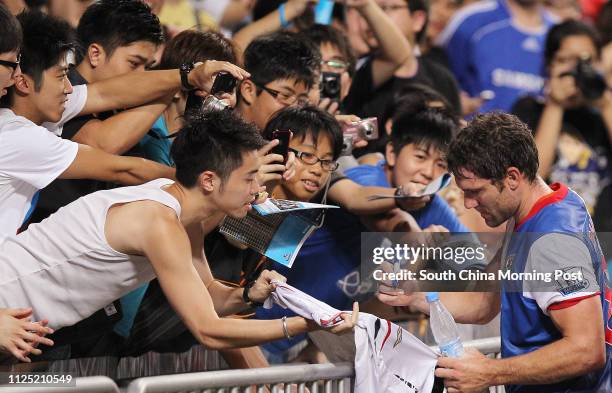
{"left": 265, "top": 282, "right": 439, "bottom": 393}
{"left": 0, "top": 110, "right": 82, "bottom": 239}
{"left": 0, "top": 84, "right": 88, "bottom": 239}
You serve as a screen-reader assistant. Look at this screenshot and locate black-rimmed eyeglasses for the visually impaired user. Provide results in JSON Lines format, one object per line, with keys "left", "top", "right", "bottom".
{"left": 251, "top": 80, "right": 309, "bottom": 107}
{"left": 0, "top": 53, "right": 21, "bottom": 74}
{"left": 289, "top": 148, "right": 339, "bottom": 172}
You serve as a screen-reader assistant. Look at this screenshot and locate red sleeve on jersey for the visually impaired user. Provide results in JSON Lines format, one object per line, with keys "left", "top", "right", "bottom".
{"left": 548, "top": 292, "right": 601, "bottom": 311}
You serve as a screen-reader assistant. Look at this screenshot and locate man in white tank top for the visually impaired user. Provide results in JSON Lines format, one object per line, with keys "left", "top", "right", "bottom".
{"left": 0, "top": 110, "right": 358, "bottom": 355}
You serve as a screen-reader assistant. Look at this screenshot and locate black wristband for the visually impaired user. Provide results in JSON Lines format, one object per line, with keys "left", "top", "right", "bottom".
{"left": 394, "top": 185, "right": 404, "bottom": 208}
{"left": 242, "top": 280, "right": 263, "bottom": 308}
{"left": 179, "top": 62, "right": 196, "bottom": 91}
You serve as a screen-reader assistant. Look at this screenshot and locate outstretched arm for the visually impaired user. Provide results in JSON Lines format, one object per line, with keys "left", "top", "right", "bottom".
{"left": 137, "top": 210, "right": 356, "bottom": 349}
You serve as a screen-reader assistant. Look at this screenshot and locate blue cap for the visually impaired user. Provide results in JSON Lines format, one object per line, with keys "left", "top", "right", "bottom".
{"left": 425, "top": 292, "right": 439, "bottom": 303}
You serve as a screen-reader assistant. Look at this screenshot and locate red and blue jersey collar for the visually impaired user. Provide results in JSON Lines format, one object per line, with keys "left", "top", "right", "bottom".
{"left": 515, "top": 183, "right": 569, "bottom": 231}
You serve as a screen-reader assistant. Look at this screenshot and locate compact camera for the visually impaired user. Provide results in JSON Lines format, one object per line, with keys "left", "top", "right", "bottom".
{"left": 341, "top": 135, "right": 354, "bottom": 156}
{"left": 342, "top": 117, "right": 379, "bottom": 141}
{"left": 320, "top": 72, "right": 341, "bottom": 102}
{"left": 185, "top": 93, "right": 230, "bottom": 114}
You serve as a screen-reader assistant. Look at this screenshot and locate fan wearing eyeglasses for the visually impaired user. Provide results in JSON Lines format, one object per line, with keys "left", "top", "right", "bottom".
{"left": 0, "top": 5, "right": 21, "bottom": 98}
{"left": 264, "top": 106, "right": 343, "bottom": 203}
{"left": 236, "top": 32, "right": 319, "bottom": 132}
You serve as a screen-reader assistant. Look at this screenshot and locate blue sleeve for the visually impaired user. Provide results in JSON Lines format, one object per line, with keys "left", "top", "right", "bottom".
{"left": 415, "top": 195, "right": 469, "bottom": 233}
{"left": 139, "top": 132, "right": 173, "bottom": 166}
{"left": 345, "top": 165, "right": 390, "bottom": 187}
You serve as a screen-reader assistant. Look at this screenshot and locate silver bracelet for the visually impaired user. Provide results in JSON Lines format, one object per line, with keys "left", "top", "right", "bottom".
{"left": 281, "top": 316, "right": 292, "bottom": 339}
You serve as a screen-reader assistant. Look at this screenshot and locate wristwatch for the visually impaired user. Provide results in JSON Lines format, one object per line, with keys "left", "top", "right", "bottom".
{"left": 242, "top": 280, "right": 264, "bottom": 308}
{"left": 179, "top": 62, "right": 196, "bottom": 91}
{"left": 394, "top": 185, "right": 405, "bottom": 208}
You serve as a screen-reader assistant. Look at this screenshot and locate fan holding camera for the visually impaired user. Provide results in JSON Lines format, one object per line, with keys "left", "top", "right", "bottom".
{"left": 512, "top": 20, "right": 612, "bottom": 214}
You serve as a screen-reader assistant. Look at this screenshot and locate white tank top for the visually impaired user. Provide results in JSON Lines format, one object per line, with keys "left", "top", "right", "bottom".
{"left": 0, "top": 178, "right": 181, "bottom": 329}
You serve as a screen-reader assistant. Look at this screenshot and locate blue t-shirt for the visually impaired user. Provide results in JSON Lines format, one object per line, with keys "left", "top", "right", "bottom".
{"left": 438, "top": 0, "right": 555, "bottom": 112}
{"left": 256, "top": 162, "right": 468, "bottom": 354}
{"left": 138, "top": 116, "right": 174, "bottom": 166}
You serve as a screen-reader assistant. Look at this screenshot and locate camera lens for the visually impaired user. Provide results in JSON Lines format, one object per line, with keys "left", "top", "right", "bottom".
{"left": 203, "top": 95, "right": 230, "bottom": 112}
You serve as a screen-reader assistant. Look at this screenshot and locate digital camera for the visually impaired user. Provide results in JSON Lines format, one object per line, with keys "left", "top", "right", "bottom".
{"left": 566, "top": 58, "right": 608, "bottom": 100}
{"left": 320, "top": 72, "right": 341, "bottom": 102}
{"left": 342, "top": 117, "right": 379, "bottom": 141}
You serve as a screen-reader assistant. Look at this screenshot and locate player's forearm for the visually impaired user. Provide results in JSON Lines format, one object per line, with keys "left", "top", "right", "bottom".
{"left": 407, "top": 292, "right": 499, "bottom": 324}
{"left": 534, "top": 103, "right": 563, "bottom": 178}
{"left": 487, "top": 335, "right": 606, "bottom": 386}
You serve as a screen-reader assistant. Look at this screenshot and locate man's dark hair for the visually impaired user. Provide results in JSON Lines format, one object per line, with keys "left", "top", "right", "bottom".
{"left": 544, "top": 20, "right": 601, "bottom": 68}
{"left": 171, "top": 110, "right": 266, "bottom": 187}
{"left": 447, "top": 112, "right": 539, "bottom": 183}
{"left": 243, "top": 31, "right": 321, "bottom": 90}
{"left": 263, "top": 106, "right": 343, "bottom": 160}
{"left": 159, "top": 30, "right": 236, "bottom": 70}
{"left": 76, "top": 0, "right": 163, "bottom": 63}
{"left": 390, "top": 106, "right": 458, "bottom": 156}
{"left": 405, "top": 0, "right": 430, "bottom": 43}
{"left": 0, "top": 4, "right": 22, "bottom": 54}
{"left": 384, "top": 83, "right": 454, "bottom": 128}
{"left": 15, "top": 11, "right": 75, "bottom": 89}
{"left": 300, "top": 24, "right": 356, "bottom": 77}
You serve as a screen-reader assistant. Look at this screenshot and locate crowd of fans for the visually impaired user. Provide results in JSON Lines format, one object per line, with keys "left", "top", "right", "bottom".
{"left": 0, "top": 0, "right": 611, "bottom": 391}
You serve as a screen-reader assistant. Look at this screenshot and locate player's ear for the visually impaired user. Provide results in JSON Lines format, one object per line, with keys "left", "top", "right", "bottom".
{"left": 505, "top": 166, "right": 521, "bottom": 190}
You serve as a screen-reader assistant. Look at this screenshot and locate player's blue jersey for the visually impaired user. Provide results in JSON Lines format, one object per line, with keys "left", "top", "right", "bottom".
{"left": 501, "top": 183, "right": 611, "bottom": 392}
{"left": 438, "top": 0, "right": 556, "bottom": 113}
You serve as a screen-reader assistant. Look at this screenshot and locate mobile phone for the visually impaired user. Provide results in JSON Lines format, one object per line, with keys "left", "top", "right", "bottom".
{"left": 185, "top": 90, "right": 204, "bottom": 113}
{"left": 271, "top": 130, "right": 291, "bottom": 165}
{"left": 211, "top": 72, "right": 237, "bottom": 95}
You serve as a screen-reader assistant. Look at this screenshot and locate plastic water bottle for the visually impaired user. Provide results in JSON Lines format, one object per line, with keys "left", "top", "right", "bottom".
{"left": 426, "top": 292, "right": 464, "bottom": 357}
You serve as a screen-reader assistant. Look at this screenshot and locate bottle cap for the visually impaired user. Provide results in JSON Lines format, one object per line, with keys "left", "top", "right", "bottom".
{"left": 426, "top": 292, "right": 439, "bottom": 303}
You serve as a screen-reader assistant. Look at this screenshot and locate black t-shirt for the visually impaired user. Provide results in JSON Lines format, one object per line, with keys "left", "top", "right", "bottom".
{"left": 512, "top": 95, "right": 611, "bottom": 213}
{"left": 343, "top": 56, "right": 461, "bottom": 122}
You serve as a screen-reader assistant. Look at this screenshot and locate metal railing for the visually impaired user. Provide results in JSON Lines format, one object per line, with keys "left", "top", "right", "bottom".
{"left": 127, "top": 362, "right": 354, "bottom": 393}
{"left": 125, "top": 337, "right": 503, "bottom": 393}
{"left": 0, "top": 337, "right": 502, "bottom": 393}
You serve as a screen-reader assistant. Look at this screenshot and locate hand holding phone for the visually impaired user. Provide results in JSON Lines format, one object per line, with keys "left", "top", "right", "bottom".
{"left": 211, "top": 72, "right": 237, "bottom": 96}
{"left": 271, "top": 130, "right": 291, "bottom": 165}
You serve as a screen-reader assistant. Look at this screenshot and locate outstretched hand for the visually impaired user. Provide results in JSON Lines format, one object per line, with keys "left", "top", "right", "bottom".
{"left": 0, "top": 308, "right": 54, "bottom": 363}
